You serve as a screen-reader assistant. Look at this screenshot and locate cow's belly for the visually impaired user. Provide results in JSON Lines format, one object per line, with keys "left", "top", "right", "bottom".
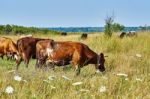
{"left": 47, "top": 57, "right": 71, "bottom": 66}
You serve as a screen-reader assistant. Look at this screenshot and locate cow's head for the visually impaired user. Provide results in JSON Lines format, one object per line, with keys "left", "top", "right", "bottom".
{"left": 14, "top": 52, "right": 21, "bottom": 63}
{"left": 96, "top": 53, "right": 105, "bottom": 73}
{"left": 46, "top": 40, "right": 55, "bottom": 57}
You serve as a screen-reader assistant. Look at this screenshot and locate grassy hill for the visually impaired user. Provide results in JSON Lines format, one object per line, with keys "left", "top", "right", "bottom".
{"left": 0, "top": 32, "right": 150, "bottom": 99}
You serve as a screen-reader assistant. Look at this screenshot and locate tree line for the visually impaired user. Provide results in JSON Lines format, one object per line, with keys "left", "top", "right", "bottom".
{"left": 0, "top": 24, "right": 59, "bottom": 35}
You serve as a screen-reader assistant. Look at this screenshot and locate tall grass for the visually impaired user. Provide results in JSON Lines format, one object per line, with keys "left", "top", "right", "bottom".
{"left": 0, "top": 32, "right": 150, "bottom": 99}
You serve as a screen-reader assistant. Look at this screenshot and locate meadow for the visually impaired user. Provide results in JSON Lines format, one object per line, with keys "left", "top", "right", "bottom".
{"left": 0, "top": 32, "right": 150, "bottom": 99}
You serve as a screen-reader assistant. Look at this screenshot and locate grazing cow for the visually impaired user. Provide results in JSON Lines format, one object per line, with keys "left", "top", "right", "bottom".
{"left": 81, "top": 33, "right": 88, "bottom": 39}
{"left": 119, "top": 32, "right": 126, "bottom": 38}
{"left": 36, "top": 40, "right": 105, "bottom": 75}
{"left": 126, "top": 31, "right": 137, "bottom": 37}
{"left": 35, "top": 39, "right": 54, "bottom": 69}
{"left": 119, "top": 31, "right": 137, "bottom": 38}
{"left": 16, "top": 37, "right": 50, "bottom": 70}
{"left": 61, "top": 32, "right": 67, "bottom": 36}
{"left": 0, "top": 37, "right": 19, "bottom": 61}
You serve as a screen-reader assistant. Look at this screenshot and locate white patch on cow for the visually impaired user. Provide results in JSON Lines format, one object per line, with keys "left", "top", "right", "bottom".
{"left": 46, "top": 48, "right": 53, "bottom": 57}
{"left": 14, "top": 55, "right": 18, "bottom": 60}
{"left": 96, "top": 69, "right": 100, "bottom": 73}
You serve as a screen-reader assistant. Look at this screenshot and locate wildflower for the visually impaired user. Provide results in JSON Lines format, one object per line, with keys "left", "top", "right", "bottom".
{"left": 125, "top": 78, "right": 129, "bottom": 81}
{"left": 50, "top": 85, "right": 56, "bottom": 89}
{"left": 43, "top": 80, "right": 49, "bottom": 83}
{"left": 80, "top": 89, "right": 90, "bottom": 92}
{"left": 5, "top": 86, "right": 14, "bottom": 94}
{"left": 116, "top": 73, "right": 128, "bottom": 77}
{"left": 7, "top": 70, "right": 15, "bottom": 73}
{"left": 99, "top": 86, "right": 106, "bottom": 93}
{"left": 136, "top": 54, "right": 142, "bottom": 58}
{"left": 102, "top": 76, "right": 108, "bottom": 80}
{"left": 136, "top": 78, "right": 142, "bottom": 82}
{"left": 23, "top": 80, "right": 27, "bottom": 83}
{"left": 14, "top": 75, "right": 22, "bottom": 81}
{"left": 72, "top": 82, "right": 83, "bottom": 86}
{"left": 62, "top": 75, "right": 71, "bottom": 80}
{"left": 48, "top": 76, "right": 55, "bottom": 80}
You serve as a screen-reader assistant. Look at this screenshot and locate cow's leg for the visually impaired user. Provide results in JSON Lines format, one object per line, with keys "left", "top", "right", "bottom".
{"left": 22, "top": 53, "right": 30, "bottom": 68}
{"left": 75, "top": 65, "right": 80, "bottom": 75}
{"left": 71, "top": 50, "right": 81, "bottom": 75}
{"left": 24, "top": 57, "right": 30, "bottom": 68}
{"left": 1, "top": 55, "right": 4, "bottom": 59}
{"left": 16, "top": 58, "right": 22, "bottom": 70}
{"left": 35, "top": 59, "right": 40, "bottom": 69}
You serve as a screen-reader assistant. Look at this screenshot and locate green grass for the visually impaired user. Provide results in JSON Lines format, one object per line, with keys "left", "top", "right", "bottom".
{"left": 0, "top": 32, "right": 150, "bottom": 99}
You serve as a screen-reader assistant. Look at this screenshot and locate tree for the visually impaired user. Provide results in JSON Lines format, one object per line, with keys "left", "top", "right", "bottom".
{"left": 4, "top": 24, "right": 12, "bottom": 34}
{"left": 104, "top": 16, "right": 114, "bottom": 37}
{"left": 112, "top": 23, "right": 125, "bottom": 32}
{"left": 0, "top": 25, "right": 4, "bottom": 33}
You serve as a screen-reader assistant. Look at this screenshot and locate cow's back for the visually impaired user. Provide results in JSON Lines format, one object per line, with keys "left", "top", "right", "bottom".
{"left": 48, "top": 41, "right": 96, "bottom": 63}
{"left": 0, "top": 37, "right": 18, "bottom": 54}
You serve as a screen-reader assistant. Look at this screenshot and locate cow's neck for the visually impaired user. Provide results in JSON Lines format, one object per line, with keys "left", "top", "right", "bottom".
{"left": 87, "top": 53, "right": 99, "bottom": 65}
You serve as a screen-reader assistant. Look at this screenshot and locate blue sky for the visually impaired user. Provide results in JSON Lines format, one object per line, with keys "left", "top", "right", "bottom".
{"left": 0, "top": 0, "right": 150, "bottom": 27}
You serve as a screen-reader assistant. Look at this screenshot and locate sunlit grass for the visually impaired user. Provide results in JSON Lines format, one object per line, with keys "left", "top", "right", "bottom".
{"left": 0, "top": 32, "right": 150, "bottom": 98}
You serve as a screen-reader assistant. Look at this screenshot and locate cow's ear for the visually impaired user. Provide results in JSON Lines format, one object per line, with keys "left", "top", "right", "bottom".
{"left": 99, "top": 53, "right": 105, "bottom": 60}
{"left": 99, "top": 53, "right": 104, "bottom": 58}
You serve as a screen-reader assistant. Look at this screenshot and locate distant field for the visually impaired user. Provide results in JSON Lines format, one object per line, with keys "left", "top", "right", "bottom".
{"left": 0, "top": 32, "right": 150, "bottom": 99}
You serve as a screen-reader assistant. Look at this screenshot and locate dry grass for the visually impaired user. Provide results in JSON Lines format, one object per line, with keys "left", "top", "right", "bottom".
{"left": 0, "top": 32, "right": 150, "bottom": 99}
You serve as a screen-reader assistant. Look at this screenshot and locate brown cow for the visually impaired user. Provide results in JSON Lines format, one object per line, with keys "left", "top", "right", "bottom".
{"left": 81, "top": 33, "right": 88, "bottom": 39}
{"left": 0, "top": 37, "right": 19, "bottom": 61}
{"left": 35, "top": 39, "right": 54, "bottom": 69}
{"left": 16, "top": 37, "right": 50, "bottom": 70}
{"left": 61, "top": 32, "right": 67, "bottom": 36}
{"left": 36, "top": 40, "right": 105, "bottom": 75}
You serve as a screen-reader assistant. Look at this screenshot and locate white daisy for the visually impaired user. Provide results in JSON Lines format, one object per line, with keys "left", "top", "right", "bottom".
{"left": 14, "top": 75, "right": 22, "bottom": 81}
{"left": 125, "top": 78, "right": 129, "bottom": 81}
{"left": 7, "top": 70, "right": 15, "bottom": 73}
{"left": 72, "top": 82, "right": 83, "bottom": 86}
{"left": 43, "top": 80, "right": 49, "bottom": 83}
{"left": 136, "top": 78, "right": 142, "bottom": 82}
{"left": 102, "top": 76, "right": 108, "bottom": 80}
{"left": 62, "top": 75, "right": 71, "bottom": 80}
{"left": 136, "top": 54, "right": 142, "bottom": 58}
{"left": 48, "top": 76, "right": 55, "bottom": 80}
{"left": 50, "top": 85, "right": 56, "bottom": 89}
{"left": 23, "top": 80, "right": 27, "bottom": 83}
{"left": 99, "top": 86, "right": 106, "bottom": 93}
{"left": 116, "top": 73, "right": 128, "bottom": 77}
{"left": 5, "top": 86, "right": 14, "bottom": 94}
{"left": 80, "top": 89, "right": 90, "bottom": 92}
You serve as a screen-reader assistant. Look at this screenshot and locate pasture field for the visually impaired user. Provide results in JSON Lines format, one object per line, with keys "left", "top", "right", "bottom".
{"left": 0, "top": 32, "right": 150, "bottom": 99}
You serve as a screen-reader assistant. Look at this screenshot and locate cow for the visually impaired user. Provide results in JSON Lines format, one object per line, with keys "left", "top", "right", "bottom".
{"left": 36, "top": 40, "right": 105, "bottom": 75}
{"left": 119, "top": 31, "right": 137, "bottom": 38}
{"left": 0, "top": 37, "right": 19, "bottom": 61}
{"left": 126, "top": 31, "right": 137, "bottom": 37}
{"left": 16, "top": 37, "right": 50, "bottom": 70}
{"left": 81, "top": 33, "right": 88, "bottom": 39}
{"left": 119, "top": 32, "right": 126, "bottom": 38}
{"left": 61, "top": 32, "right": 67, "bottom": 36}
{"left": 35, "top": 39, "right": 55, "bottom": 69}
